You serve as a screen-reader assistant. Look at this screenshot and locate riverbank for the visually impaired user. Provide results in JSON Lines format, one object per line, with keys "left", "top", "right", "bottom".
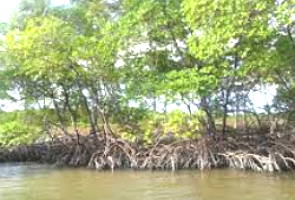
{"left": 1, "top": 133, "right": 295, "bottom": 172}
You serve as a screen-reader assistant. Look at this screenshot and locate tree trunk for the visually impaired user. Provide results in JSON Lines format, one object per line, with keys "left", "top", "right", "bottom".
{"left": 200, "top": 97, "right": 216, "bottom": 136}
{"left": 51, "top": 93, "right": 69, "bottom": 135}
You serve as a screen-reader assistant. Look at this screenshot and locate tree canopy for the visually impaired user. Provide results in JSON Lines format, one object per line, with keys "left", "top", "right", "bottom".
{"left": 0, "top": 0, "right": 295, "bottom": 144}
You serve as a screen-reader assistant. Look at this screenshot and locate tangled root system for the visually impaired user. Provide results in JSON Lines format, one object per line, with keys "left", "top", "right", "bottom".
{"left": 1, "top": 133, "right": 295, "bottom": 172}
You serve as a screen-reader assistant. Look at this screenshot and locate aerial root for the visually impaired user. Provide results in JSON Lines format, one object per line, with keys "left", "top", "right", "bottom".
{"left": 218, "top": 151, "right": 295, "bottom": 172}
{"left": 1, "top": 133, "right": 295, "bottom": 172}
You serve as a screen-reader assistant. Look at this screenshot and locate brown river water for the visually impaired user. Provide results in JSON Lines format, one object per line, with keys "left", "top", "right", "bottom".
{"left": 0, "top": 163, "right": 294, "bottom": 200}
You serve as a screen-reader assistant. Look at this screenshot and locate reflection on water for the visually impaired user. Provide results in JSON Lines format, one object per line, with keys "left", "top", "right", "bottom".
{"left": 0, "top": 163, "right": 294, "bottom": 200}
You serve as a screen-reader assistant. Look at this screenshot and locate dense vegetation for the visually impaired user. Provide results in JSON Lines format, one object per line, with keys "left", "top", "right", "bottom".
{"left": 0, "top": 0, "right": 295, "bottom": 172}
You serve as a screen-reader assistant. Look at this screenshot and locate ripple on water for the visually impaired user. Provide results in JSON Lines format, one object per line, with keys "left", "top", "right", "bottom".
{"left": 0, "top": 164, "right": 295, "bottom": 200}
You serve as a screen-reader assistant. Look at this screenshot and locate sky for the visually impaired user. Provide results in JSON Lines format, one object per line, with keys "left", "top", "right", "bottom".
{"left": 0, "top": 0, "right": 277, "bottom": 112}
{"left": 0, "top": 0, "right": 21, "bottom": 22}
{"left": 0, "top": 0, "right": 70, "bottom": 22}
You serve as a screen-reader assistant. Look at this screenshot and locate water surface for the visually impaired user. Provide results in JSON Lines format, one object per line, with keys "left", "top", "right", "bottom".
{"left": 0, "top": 163, "right": 294, "bottom": 200}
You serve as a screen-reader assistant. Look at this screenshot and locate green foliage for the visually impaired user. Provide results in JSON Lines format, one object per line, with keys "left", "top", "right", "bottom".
{"left": 0, "top": 113, "right": 41, "bottom": 147}
{"left": 163, "top": 110, "right": 204, "bottom": 139}
{"left": 0, "top": 121, "right": 39, "bottom": 146}
{"left": 183, "top": 0, "right": 274, "bottom": 59}
{"left": 0, "top": 0, "right": 295, "bottom": 146}
{"left": 125, "top": 110, "right": 204, "bottom": 144}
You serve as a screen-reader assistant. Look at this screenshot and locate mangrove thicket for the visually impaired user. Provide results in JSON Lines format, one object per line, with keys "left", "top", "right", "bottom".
{"left": 0, "top": 0, "right": 295, "bottom": 172}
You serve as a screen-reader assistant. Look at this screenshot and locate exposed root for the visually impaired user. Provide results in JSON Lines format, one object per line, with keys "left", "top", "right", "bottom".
{"left": 1, "top": 133, "right": 295, "bottom": 172}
